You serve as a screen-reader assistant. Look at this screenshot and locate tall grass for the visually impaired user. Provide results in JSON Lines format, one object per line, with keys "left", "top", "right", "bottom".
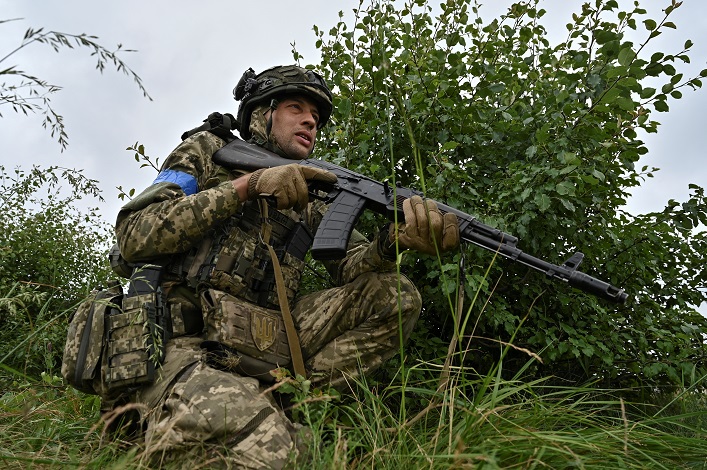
{"left": 0, "top": 239, "right": 705, "bottom": 468}
{"left": 288, "top": 362, "right": 707, "bottom": 469}
{"left": 1, "top": 362, "right": 705, "bottom": 468}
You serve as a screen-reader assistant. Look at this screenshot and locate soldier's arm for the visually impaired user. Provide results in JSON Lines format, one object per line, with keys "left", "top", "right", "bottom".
{"left": 330, "top": 230, "right": 397, "bottom": 285}
{"left": 116, "top": 131, "right": 245, "bottom": 263}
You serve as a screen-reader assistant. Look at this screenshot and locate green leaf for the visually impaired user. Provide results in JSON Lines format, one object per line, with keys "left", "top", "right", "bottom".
{"left": 654, "top": 100, "right": 669, "bottom": 112}
{"left": 640, "top": 87, "right": 656, "bottom": 99}
{"left": 618, "top": 47, "right": 635, "bottom": 66}
{"left": 441, "top": 141, "right": 459, "bottom": 150}
{"left": 643, "top": 19, "right": 657, "bottom": 31}
{"left": 555, "top": 181, "right": 576, "bottom": 196}
{"left": 581, "top": 175, "right": 600, "bottom": 185}
{"left": 616, "top": 97, "right": 635, "bottom": 111}
{"left": 534, "top": 193, "right": 551, "bottom": 212}
{"left": 560, "top": 198, "right": 576, "bottom": 211}
{"left": 519, "top": 187, "right": 531, "bottom": 201}
{"left": 592, "top": 170, "right": 606, "bottom": 181}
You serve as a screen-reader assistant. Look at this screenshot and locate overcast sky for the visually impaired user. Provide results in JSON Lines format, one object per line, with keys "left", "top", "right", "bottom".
{"left": 2, "top": 0, "right": 705, "bottom": 313}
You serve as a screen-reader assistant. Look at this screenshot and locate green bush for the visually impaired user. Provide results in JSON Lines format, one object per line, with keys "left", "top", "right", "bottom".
{"left": 312, "top": 0, "right": 707, "bottom": 391}
{"left": 0, "top": 165, "right": 114, "bottom": 378}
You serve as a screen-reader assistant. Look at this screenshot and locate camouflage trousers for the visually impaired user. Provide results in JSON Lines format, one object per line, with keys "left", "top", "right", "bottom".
{"left": 136, "top": 271, "right": 421, "bottom": 469}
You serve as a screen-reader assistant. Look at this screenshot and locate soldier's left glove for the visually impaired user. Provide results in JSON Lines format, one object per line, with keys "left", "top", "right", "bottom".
{"left": 388, "top": 195, "right": 460, "bottom": 255}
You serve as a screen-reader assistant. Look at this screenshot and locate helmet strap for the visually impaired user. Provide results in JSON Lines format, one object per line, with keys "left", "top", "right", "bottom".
{"left": 265, "top": 98, "right": 279, "bottom": 138}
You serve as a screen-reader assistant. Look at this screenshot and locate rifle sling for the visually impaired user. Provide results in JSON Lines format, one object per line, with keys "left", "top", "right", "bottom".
{"left": 258, "top": 200, "right": 307, "bottom": 378}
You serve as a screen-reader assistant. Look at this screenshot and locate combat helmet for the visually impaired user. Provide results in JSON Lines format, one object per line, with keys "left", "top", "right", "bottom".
{"left": 234, "top": 65, "right": 333, "bottom": 140}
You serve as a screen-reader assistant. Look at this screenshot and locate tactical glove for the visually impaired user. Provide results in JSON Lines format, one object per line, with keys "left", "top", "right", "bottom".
{"left": 247, "top": 164, "right": 337, "bottom": 211}
{"left": 388, "top": 195, "right": 460, "bottom": 255}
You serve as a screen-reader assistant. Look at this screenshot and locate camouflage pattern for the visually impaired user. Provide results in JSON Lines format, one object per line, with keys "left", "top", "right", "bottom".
{"left": 116, "top": 131, "right": 242, "bottom": 262}
{"left": 247, "top": 104, "right": 271, "bottom": 149}
{"left": 193, "top": 198, "right": 307, "bottom": 309}
{"left": 142, "top": 360, "right": 297, "bottom": 468}
{"left": 62, "top": 282, "right": 123, "bottom": 395}
{"left": 104, "top": 293, "right": 161, "bottom": 391}
{"left": 114, "top": 130, "right": 421, "bottom": 467}
{"left": 295, "top": 271, "right": 421, "bottom": 390}
{"left": 201, "top": 287, "right": 292, "bottom": 369}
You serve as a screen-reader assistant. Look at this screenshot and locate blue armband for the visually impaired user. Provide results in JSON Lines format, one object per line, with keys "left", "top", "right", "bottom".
{"left": 152, "top": 170, "right": 198, "bottom": 196}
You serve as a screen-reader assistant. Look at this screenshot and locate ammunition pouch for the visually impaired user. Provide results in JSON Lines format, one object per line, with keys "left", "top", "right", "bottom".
{"left": 62, "top": 280, "right": 124, "bottom": 396}
{"left": 104, "top": 264, "right": 168, "bottom": 392}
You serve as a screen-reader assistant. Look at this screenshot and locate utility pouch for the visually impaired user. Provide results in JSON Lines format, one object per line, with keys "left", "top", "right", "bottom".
{"left": 200, "top": 288, "right": 291, "bottom": 381}
{"left": 104, "top": 264, "right": 167, "bottom": 393}
{"left": 61, "top": 281, "right": 124, "bottom": 395}
{"left": 62, "top": 264, "right": 168, "bottom": 398}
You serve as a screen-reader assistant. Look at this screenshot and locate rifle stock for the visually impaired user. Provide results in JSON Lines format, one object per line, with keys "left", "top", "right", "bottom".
{"left": 213, "top": 139, "right": 628, "bottom": 303}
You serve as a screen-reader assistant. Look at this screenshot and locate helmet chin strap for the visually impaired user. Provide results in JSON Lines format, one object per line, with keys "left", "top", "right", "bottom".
{"left": 265, "top": 98, "right": 278, "bottom": 138}
{"left": 260, "top": 98, "right": 296, "bottom": 159}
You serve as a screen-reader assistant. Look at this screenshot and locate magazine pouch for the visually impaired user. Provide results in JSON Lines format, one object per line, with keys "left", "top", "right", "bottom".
{"left": 104, "top": 264, "right": 167, "bottom": 393}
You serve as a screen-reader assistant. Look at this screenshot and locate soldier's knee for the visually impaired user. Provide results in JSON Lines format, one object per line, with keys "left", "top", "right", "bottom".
{"left": 398, "top": 274, "right": 422, "bottom": 313}
{"left": 358, "top": 271, "right": 422, "bottom": 320}
{"left": 381, "top": 272, "right": 421, "bottom": 311}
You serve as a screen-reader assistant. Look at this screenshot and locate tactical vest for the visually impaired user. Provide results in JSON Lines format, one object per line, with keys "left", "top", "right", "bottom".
{"left": 168, "top": 196, "right": 312, "bottom": 310}
{"left": 173, "top": 113, "right": 315, "bottom": 308}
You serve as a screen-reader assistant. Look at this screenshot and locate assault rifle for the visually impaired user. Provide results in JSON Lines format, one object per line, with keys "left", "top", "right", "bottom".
{"left": 213, "top": 139, "right": 628, "bottom": 304}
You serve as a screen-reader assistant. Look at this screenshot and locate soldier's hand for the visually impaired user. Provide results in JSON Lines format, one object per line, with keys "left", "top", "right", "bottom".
{"left": 389, "top": 195, "right": 459, "bottom": 255}
{"left": 247, "top": 164, "right": 337, "bottom": 211}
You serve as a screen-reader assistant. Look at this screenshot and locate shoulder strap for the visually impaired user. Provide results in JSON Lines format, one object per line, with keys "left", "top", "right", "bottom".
{"left": 181, "top": 112, "right": 237, "bottom": 142}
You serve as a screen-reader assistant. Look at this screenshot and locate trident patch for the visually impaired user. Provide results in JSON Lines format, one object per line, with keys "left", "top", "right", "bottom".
{"left": 251, "top": 311, "right": 278, "bottom": 351}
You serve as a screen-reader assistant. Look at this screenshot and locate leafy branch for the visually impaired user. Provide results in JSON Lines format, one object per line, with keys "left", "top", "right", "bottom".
{"left": 0, "top": 18, "right": 152, "bottom": 150}
{"left": 117, "top": 143, "right": 161, "bottom": 201}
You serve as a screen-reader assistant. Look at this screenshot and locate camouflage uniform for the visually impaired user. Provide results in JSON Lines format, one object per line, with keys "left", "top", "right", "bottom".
{"left": 115, "top": 130, "right": 421, "bottom": 468}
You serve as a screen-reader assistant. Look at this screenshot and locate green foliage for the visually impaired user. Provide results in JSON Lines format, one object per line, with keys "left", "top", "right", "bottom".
{"left": 116, "top": 143, "right": 162, "bottom": 201}
{"left": 1, "top": 362, "right": 703, "bottom": 469}
{"left": 312, "top": 0, "right": 707, "bottom": 391}
{"left": 0, "top": 18, "right": 151, "bottom": 379}
{"left": 0, "top": 165, "right": 114, "bottom": 378}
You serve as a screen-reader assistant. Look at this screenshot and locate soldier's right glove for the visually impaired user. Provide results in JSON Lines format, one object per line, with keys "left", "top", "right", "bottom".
{"left": 247, "top": 164, "right": 337, "bottom": 211}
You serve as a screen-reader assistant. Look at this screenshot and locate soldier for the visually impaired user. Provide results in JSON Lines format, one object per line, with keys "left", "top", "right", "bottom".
{"left": 113, "top": 65, "right": 459, "bottom": 468}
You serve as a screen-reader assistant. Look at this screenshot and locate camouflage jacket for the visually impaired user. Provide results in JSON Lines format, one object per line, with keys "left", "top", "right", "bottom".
{"left": 115, "top": 131, "right": 397, "bottom": 304}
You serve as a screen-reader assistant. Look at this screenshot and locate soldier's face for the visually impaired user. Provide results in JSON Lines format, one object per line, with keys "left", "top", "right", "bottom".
{"left": 267, "top": 96, "right": 319, "bottom": 160}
